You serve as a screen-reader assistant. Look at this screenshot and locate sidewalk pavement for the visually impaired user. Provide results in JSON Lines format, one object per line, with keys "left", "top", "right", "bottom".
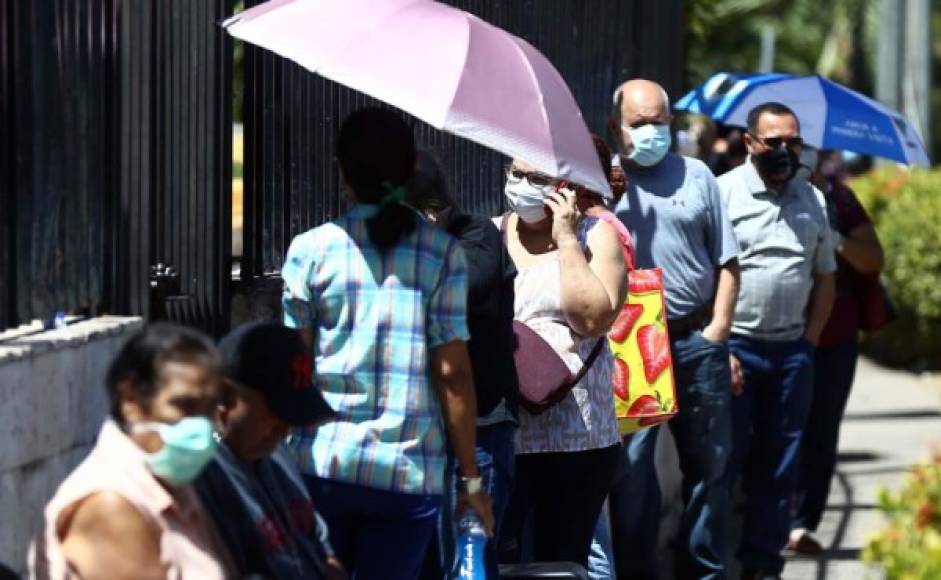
{"left": 655, "top": 356, "right": 941, "bottom": 579}
{"left": 779, "top": 356, "right": 941, "bottom": 579}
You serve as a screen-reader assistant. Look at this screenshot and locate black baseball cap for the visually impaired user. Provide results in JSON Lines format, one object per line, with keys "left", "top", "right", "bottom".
{"left": 218, "top": 322, "right": 335, "bottom": 427}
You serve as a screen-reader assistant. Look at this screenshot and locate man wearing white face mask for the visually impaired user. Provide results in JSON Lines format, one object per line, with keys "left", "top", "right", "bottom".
{"left": 30, "top": 323, "right": 234, "bottom": 580}
{"left": 608, "top": 79, "right": 741, "bottom": 580}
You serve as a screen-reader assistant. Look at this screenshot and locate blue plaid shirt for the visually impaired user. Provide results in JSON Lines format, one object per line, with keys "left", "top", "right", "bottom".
{"left": 282, "top": 204, "right": 469, "bottom": 495}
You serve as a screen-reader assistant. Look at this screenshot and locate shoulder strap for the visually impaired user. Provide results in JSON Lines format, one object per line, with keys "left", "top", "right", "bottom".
{"left": 542, "top": 337, "right": 605, "bottom": 409}
{"left": 570, "top": 338, "right": 605, "bottom": 387}
{"left": 499, "top": 212, "right": 510, "bottom": 241}
{"left": 574, "top": 216, "right": 597, "bottom": 252}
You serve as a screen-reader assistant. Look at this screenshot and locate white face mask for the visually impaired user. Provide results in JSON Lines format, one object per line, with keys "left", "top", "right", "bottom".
{"left": 624, "top": 123, "right": 672, "bottom": 167}
{"left": 505, "top": 179, "right": 553, "bottom": 224}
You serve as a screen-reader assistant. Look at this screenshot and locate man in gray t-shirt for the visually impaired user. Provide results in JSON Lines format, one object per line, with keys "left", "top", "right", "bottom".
{"left": 717, "top": 102, "right": 836, "bottom": 580}
{"left": 607, "top": 79, "right": 741, "bottom": 580}
{"left": 620, "top": 151, "right": 740, "bottom": 319}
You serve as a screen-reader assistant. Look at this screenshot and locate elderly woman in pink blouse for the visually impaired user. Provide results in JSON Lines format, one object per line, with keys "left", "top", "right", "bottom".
{"left": 30, "top": 324, "right": 231, "bottom": 580}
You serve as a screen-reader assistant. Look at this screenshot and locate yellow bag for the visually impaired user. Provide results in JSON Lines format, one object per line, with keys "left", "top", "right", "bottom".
{"left": 608, "top": 268, "right": 678, "bottom": 435}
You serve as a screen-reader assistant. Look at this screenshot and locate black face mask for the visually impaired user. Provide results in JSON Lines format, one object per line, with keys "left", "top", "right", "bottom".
{"left": 754, "top": 145, "right": 799, "bottom": 182}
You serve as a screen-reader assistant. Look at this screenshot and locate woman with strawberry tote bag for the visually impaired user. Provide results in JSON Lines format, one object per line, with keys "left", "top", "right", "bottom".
{"left": 497, "top": 157, "right": 627, "bottom": 568}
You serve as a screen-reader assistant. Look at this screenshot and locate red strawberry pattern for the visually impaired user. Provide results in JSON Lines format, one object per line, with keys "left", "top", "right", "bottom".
{"left": 627, "top": 393, "right": 675, "bottom": 426}
{"left": 628, "top": 269, "right": 661, "bottom": 294}
{"left": 637, "top": 324, "right": 670, "bottom": 383}
{"left": 612, "top": 357, "right": 629, "bottom": 401}
{"left": 627, "top": 394, "right": 660, "bottom": 417}
{"left": 638, "top": 414, "right": 672, "bottom": 427}
{"left": 608, "top": 303, "right": 644, "bottom": 343}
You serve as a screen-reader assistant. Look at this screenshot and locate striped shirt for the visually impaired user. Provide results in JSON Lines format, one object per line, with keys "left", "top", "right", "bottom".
{"left": 282, "top": 204, "right": 469, "bottom": 496}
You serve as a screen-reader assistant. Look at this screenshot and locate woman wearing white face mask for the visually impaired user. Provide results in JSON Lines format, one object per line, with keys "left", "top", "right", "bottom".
{"left": 497, "top": 159, "right": 627, "bottom": 568}
{"left": 30, "top": 323, "right": 233, "bottom": 580}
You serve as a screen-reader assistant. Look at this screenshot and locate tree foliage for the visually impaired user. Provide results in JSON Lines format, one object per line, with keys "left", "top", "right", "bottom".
{"left": 684, "top": 0, "right": 875, "bottom": 92}
{"left": 684, "top": 0, "right": 941, "bottom": 158}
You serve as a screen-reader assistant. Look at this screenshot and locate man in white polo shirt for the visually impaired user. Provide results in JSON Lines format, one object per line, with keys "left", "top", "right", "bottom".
{"left": 717, "top": 102, "right": 836, "bottom": 580}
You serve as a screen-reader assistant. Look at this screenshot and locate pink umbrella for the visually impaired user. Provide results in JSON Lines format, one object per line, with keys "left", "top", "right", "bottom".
{"left": 224, "top": 0, "right": 611, "bottom": 196}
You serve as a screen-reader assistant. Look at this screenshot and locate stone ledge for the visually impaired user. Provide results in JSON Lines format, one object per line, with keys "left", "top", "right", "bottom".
{"left": 1, "top": 443, "right": 95, "bottom": 576}
{"left": 0, "top": 316, "right": 143, "bottom": 365}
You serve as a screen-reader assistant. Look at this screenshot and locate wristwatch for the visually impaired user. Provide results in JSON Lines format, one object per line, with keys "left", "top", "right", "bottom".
{"left": 458, "top": 475, "right": 483, "bottom": 495}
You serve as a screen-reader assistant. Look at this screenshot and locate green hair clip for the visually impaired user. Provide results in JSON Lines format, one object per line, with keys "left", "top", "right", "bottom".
{"left": 380, "top": 181, "right": 408, "bottom": 207}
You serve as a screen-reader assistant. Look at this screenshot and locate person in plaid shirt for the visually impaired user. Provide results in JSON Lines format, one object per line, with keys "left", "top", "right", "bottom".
{"left": 281, "top": 108, "right": 493, "bottom": 579}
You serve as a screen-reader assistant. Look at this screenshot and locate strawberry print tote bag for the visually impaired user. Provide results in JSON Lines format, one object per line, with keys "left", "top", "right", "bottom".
{"left": 608, "top": 268, "right": 678, "bottom": 435}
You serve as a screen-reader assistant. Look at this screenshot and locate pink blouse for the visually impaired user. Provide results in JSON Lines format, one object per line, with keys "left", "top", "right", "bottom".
{"left": 29, "top": 420, "right": 232, "bottom": 579}
{"left": 595, "top": 209, "right": 635, "bottom": 269}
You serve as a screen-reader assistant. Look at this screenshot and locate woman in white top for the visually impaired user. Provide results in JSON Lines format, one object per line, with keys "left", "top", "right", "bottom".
{"left": 499, "top": 159, "right": 627, "bottom": 567}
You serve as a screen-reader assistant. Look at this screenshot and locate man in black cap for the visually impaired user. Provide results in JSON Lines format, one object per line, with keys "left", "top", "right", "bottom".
{"left": 194, "top": 322, "right": 344, "bottom": 580}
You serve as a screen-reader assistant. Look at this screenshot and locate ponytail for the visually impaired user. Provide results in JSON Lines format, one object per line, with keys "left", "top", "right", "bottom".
{"left": 366, "top": 182, "right": 416, "bottom": 251}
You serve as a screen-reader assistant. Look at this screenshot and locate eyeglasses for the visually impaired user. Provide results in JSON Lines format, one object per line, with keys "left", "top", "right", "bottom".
{"left": 506, "top": 167, "right": 558, "bottom": 187}
{"left": 752, "top": 134, "right": 804, "bottom": 150}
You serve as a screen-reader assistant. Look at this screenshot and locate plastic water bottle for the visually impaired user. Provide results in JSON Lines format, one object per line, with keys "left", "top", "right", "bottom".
{"left": 456, "top": 510, "right": 487, "bottom": 579}
{"left": 44, "top": 311, "right": 66, "bottom": 330}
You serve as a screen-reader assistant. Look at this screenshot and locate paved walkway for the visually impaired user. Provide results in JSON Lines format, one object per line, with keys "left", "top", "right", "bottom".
{"left": 656, "top": 356, "right": 941, "bottom": 579}
{"left": 779, "top": 357, "right": 941, "bottom": 579}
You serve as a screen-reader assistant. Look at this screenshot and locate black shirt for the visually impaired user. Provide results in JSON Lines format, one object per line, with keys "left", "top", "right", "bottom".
{"left": 194, "top": 444, "right": 333, "bottom": 580}
{"left": 446, "top": 212, "right": 518, "bottom": 417}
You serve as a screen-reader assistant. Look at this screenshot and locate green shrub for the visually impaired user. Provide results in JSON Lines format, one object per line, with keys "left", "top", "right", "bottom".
{"left": 849, "top": 167, "right": 911, "bottom": 226}
{"left": 863, "top": 451, "right": 941, "bottom": 579}
{"left": 877, "top": 172, "right": 941, "bottom": 319}
{"left": 850, "top": 168, "right": 941, "bottom": 369}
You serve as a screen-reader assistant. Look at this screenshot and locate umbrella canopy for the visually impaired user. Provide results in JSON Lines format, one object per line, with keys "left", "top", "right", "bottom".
{"left": 224, "top": 0, "right": 611, "bottom": 195}
{"left": 676, "top": 72, "right": 930, "bottom": 166}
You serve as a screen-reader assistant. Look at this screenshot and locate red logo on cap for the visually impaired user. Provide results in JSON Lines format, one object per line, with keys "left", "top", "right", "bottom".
{"left": 291, "top": 354, "right": 313, "bottom": 390}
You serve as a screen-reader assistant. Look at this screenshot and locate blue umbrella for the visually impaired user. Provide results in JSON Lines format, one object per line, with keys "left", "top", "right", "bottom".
{"left": 675, "top": 72, "right": 930, "bottom": 166}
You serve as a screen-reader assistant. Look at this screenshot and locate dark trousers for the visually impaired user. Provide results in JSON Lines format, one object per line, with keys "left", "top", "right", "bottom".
{"left": 727, "top": 336, "right": 815, "bottom": 574}
{"left": 794, "top": 339, "right": 859, "bottom": 532}
{"left": 609, "top": 426, "right": 660, "bottom": 580}
{"left": 609, "top": 331, "right": 733, "bottom": 580}
{"left": 511, "top": 445, "right": 620, "bottom": 568}
{"left": 304, "top": 477, "right": 440, "bottom": 580}
{"left": 422, "top": 421, "right": 516, "bottom": 579}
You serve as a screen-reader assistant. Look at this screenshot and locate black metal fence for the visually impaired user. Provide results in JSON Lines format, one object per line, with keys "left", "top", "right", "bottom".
{"left": 240, "top": 0, "right": 685, "bottom": 279}
{"left": 1, "top": 0, "right": 118, "bottom": 331}
{"left": 0, "top": 0, "right": 232, "bottom": 334}
{"left": 0, "top": 0, "right": 16, "bottom": 330}
{"left": 1, "top": 0, "right": 682, "bottom": 333}
{"left": 115, "top": 0, "right": 233, "bottom": 335}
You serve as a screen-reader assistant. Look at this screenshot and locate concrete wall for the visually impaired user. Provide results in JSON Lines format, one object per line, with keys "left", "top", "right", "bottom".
{"left": 0, "top": 316, "right": 143, "bottom": 576}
